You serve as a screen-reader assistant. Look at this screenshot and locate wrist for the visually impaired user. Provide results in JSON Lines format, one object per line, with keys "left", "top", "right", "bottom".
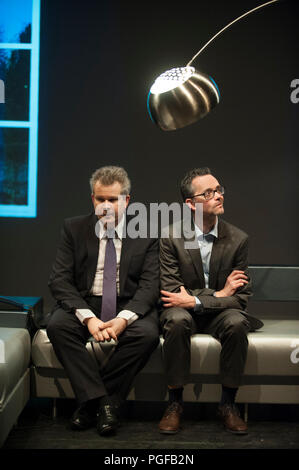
{"left": 117, "top": 310, "right": 138, "bottom": 326}
{"left": 214, "top": 289, "right": 226, "bottom": 298}
{"left": 83, "top": 316, "right": 96, "bottom": 326}
{"left": 118, "top": 317, "right": 128, "bottom": 327}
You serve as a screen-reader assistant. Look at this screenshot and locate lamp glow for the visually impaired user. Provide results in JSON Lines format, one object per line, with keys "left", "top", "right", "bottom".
{"left": 150, "top": 67, "right": 195, "bottom": 94}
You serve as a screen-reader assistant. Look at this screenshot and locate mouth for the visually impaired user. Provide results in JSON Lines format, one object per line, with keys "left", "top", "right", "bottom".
{"left": 99, "top": 212, "right": 115, "bottom": 220}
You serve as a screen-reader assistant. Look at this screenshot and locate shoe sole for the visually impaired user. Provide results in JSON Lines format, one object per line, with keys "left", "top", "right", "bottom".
{"left": 97, "top": 422, "right": 120, "bottom": 436}
{"left": 159, "top": 430, "right": 179, "bottom": 434}
{"left": 224, "top": 427, "right": 248, "bottom": 435}
{"left": 99, "top": 427, "right": 117, "bottom": 436}
{"left": 159, "top": 426, "right": 182, "bottom": 435}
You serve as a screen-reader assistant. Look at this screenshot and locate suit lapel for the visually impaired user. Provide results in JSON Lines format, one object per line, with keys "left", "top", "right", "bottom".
{"left": 119, "top": 215, "right": 135, "bottom": 296}
{"left": 187, "top": 246, "right": 205, "bottom": 285}
{"left": 86, "top": 213, "right": 100, "bottom": 290}
{"left": 183, "top": 220, "right": 205, "bottom": 285}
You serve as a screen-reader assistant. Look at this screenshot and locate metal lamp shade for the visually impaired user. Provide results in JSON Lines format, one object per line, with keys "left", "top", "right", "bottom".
{"left": 147, "top": 67, "right": 220, "bottom": 131}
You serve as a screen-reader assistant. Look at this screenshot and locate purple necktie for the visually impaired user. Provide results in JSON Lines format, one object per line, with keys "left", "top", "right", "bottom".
{"left": 101, "top": 232, "right": 117, "bottom": 322}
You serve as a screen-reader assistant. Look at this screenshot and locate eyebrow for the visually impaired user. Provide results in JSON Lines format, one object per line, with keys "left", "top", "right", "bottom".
{"left": 202, "top": 185, "right": 220, "bottom": 193}
{"left": 95, "top": 196, "right": 119, "bottom": 201}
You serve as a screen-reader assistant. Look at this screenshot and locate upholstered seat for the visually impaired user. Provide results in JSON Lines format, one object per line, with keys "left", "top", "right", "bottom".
{"left": 0, "top": 328, "right": 31, "bottom": 447}
{"left": 30, "top": 318, "right": 299, "bottom": 405}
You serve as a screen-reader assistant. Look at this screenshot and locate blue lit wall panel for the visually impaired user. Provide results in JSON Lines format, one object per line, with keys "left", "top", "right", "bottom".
{"left": 0, "top": 0, "right": 40, "bottom": 217}
{"left": 0, "top": 0, "right": 32, "bottom": 43}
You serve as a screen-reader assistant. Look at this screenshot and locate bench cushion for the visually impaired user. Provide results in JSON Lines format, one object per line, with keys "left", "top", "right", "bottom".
{"left": 31, "top": 319, "right": 299, "bottom": 380}
{"left": 31, "top": 329, "right": 115, "bottom": 369}
{"left": 0, "top": 328, "right": 31, "bottom": 410}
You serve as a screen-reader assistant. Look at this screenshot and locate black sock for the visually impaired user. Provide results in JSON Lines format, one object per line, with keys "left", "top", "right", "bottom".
{"left": 220, "top": 386, "right": 238, "bottom": 406}
{"left": 168, "top": 387, "right": 184, "bottom": 404}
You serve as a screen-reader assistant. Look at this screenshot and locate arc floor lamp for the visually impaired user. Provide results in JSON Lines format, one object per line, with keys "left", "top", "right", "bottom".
{"left": 147, "top": 0, "right": 280, "bottom": 131}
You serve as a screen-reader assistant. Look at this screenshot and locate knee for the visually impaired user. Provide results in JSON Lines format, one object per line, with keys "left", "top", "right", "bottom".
{"left": 161, "top": 308, "right": 193, "bottom": 336}
{"left": 46, "top": 312, "right": 69, "bottom": 343}
{"left": 46, "top": 316, "right": 60, "bottom": 343}
{"left": 135, "top": 325, "right": 160, "bottom": 353}
{"left": 144, "top": 321, "right": 160, "bottom": 343}
{"left": 223, "top": 314, "right": 250, "bottom": 340}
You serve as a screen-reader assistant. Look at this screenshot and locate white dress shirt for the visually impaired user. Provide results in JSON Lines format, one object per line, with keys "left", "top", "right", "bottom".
{"left": 75, "top": 216, "right": 138, "bottom": 326}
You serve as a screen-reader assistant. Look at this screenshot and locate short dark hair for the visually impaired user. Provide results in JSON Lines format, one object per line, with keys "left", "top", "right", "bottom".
{"left": 180, "top": 167, "right": 211, "bottom": 200}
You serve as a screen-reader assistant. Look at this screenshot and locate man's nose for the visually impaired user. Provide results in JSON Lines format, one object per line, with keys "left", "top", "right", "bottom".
{"left": 102, "top": 200, "right": 113, "bottom": 210}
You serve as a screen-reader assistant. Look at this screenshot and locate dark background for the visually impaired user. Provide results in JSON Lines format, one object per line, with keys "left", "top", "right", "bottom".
{"left": 0, "top": 0, "right": 298, "bottom": 313}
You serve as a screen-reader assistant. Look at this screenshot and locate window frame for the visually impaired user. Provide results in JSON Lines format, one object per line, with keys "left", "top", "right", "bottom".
{"left": 0, "top": 0, "right": 40, "bottom": 217}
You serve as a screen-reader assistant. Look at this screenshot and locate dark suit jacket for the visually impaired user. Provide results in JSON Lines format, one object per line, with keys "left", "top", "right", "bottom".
{"left": 160, "top": 218, "right": 263, "bottom": 330}
{"left": 48, "top": 212, "right": 159, "bottom": 317}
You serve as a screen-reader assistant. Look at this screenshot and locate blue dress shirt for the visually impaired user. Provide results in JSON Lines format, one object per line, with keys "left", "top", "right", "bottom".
{"left": 193, "top": 218, "right": 218, "bottom": 312}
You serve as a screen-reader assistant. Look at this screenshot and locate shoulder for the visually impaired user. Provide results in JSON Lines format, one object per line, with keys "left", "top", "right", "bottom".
{"left": 160, "top": 220, "right": 183, "bottom": 242}
{"left": 219, "top": 219, "right": 248, "bottom": 243}
{"left": 62, "top": 212, "right": 96, "bottom": 235}
{"left": 160, "top": 220, "right": 191, "bottom": 254}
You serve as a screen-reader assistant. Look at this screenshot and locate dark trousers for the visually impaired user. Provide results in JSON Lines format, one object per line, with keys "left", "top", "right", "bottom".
{"left": 160, "top": 307, "right": 251, "bottom": 389}
{"left": 47, "top": 297, "right": 159, "bottom": 405}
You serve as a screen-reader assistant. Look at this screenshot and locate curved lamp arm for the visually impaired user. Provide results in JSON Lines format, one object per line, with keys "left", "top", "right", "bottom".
{"left": 187, "top": 0, "right": 279, "bottom": 67}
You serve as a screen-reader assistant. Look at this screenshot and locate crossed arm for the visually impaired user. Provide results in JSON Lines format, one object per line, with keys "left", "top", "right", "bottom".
{"left": 161, "top": 270, "right": 249, "bottom": 308}
{"left": 160, "top": 236, "right": 252, "bottom": 313}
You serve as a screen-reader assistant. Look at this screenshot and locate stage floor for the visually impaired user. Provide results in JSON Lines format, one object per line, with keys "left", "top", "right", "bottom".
{"left": 2, "top": 399, "right": 299, "bottom": 450}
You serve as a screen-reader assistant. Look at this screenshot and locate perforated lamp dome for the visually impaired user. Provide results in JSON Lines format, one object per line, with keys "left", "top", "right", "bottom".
{"left": 147, "top": 0, "right": 279, "bottom": 131}
{"left": 147, "top": 67, "right": 220, "bottom": 131}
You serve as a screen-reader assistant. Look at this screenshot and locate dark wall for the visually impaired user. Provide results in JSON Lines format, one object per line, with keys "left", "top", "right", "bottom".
{"left": 1, "top": 0, "right": 298, "bottom": 312}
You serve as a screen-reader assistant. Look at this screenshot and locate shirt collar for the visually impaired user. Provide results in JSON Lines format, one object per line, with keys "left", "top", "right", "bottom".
{"left": 194, "top": 217, "right": 218, "bottom": 240}
{"left": 97, "top": 215, "right": 125, "bottom": 240}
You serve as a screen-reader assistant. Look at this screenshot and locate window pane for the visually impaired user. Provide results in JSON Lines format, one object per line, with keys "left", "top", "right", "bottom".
{"left": 0, "top": 49, "right": 30, "bottom": 121}
{"left": 0, "top": 127, "right": 29, "bottom": 205}
{"left": 0, "top": 0, "right": 32, "bottom": 44}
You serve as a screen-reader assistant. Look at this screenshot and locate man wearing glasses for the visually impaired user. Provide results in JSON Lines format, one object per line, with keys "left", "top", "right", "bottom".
{"left": 158, "top": 167, "right": 263, "bottom": 435}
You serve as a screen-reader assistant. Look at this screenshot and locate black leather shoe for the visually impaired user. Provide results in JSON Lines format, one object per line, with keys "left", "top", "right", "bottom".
{"left": 96, "top": 404, "right": 119, "bottom": 436}
{"left": 70, "top": 404, "right": 96, "bottom": 431}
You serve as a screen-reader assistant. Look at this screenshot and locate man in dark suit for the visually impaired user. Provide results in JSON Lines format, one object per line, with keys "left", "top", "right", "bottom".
{"left": 47, "top": 166, "right": 160, "bottom": 436}
{"left": 158, "top": 167, "right": 263, "bottom": 435}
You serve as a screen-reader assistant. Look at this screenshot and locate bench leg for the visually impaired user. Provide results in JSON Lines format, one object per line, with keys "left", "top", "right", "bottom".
{"left": 244, "top": 403, "right": 248, "bottom": 423}
{"left": 52, "top": 398, "right": 57, "bottom": 420}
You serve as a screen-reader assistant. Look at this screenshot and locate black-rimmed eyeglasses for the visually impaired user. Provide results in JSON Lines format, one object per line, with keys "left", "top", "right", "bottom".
{"left": 191, "top": 185, "right": 225, "bottom": 201}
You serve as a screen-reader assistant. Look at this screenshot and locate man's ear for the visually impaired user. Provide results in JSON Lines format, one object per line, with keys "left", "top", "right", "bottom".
{"left": 125, "top": 195, "right": 130, "bottom": 208}
{"left": 185, "top": 198, "right": 195, "bottom": 211}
